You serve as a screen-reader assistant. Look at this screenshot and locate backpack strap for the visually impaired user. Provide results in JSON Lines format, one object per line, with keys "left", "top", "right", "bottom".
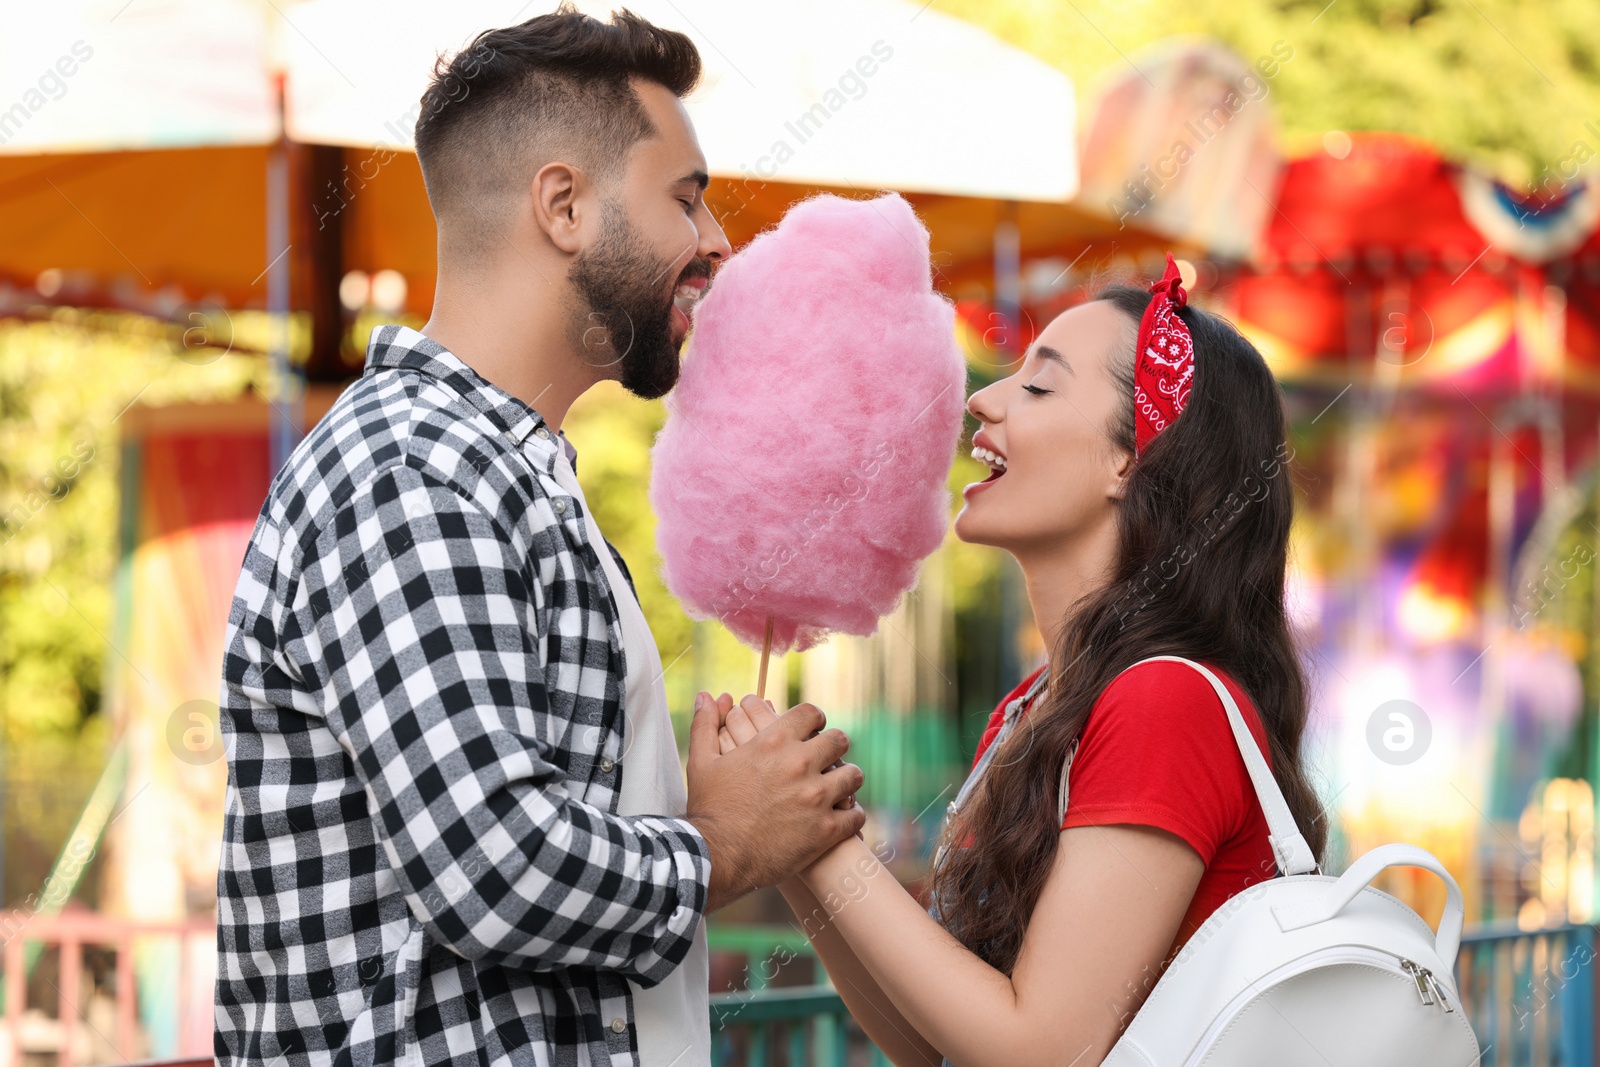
{"left": 1272, "top": 842, "right": 1463, "bottom": 964}
{"left": 1057, "top": 656, "right": 1318, "bottom": 876}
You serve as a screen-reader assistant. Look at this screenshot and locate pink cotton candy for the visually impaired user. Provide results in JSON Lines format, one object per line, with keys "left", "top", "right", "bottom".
{"left": 649, "top": 192, "right": 966, "bottom": 654}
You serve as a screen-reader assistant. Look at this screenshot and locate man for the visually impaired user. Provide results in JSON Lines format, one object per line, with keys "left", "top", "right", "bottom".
{"left": 214, "top": 7, "right": 866, "bottom": 1066}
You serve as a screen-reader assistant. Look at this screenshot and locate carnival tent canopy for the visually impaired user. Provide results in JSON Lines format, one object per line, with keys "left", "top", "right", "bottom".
{"left": 1232, "top": 132, "right": 1600, "bottom": 393}
{"left": 2, "top": 0, "right": 1134, "bottom": 322}
{"left": 0, "top": 0, "right": 280, "bottom": 316}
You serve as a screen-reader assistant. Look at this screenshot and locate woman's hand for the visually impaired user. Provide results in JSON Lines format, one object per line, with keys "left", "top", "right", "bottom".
{"left": 696, "top": 691, "right": 736, "bottom": 750}
{"left": 716, "top": 693, "right": 776, "bottom": 755}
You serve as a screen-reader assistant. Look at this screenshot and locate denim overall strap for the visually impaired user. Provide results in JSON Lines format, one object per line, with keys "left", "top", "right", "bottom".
{"left": 930, "top": 668, "right": 1050, "bottom": 1067}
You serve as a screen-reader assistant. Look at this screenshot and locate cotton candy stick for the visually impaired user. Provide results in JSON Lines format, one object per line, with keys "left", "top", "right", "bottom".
{"left": 756, "top": 618, "right": 774, "bottom": 700}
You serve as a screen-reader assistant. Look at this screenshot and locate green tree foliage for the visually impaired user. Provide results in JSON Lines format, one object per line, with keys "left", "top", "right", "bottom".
{"left": 0, "top": 311, "right": 269, "bottom": 901}
{"left": 935, "top": 0, "right": 1600, "bottom": 185}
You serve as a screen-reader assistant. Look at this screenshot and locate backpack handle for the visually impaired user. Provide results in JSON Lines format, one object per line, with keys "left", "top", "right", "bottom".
{"left": 1271, "top": 842, "right": 1466, "bottom": 967}
{"left": 1127, "top": 657, "right": 1319, "bottom": 876}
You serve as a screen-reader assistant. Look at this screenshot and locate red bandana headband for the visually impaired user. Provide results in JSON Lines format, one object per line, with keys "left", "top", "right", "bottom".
{"left": 1133, "top": 254, "right": 1195, "bottom": 456}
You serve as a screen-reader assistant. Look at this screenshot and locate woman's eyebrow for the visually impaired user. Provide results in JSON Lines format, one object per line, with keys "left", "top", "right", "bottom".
{"left": 1034, "top": 345, "right": 1074, "bottom": 375}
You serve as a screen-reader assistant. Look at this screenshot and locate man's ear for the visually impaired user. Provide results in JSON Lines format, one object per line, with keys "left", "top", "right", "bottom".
{"left": 530, "top": 160, "right": 590, "bottom": 255}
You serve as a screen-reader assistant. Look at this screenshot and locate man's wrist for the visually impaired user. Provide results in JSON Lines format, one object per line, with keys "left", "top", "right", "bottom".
{"left": 686, "top": 811, "right": 739, "bottom": 913}
{"left": 705, "top": 868, "right": 756, "bottom": 913}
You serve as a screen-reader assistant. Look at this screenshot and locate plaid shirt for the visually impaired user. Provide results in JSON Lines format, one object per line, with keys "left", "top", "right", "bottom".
{"left": 216, "top": 325, "right": 711, "bottom": 1067}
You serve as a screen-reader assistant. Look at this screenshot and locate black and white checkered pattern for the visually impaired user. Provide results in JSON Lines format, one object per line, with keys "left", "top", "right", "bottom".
{"left": 216, "top": 325, "right": 710, "bottom": 1067}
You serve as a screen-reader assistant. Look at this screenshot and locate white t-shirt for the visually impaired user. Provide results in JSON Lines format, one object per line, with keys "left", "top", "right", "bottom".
{"left": 550, "top": 448, "right": 710, "bottom": 1067}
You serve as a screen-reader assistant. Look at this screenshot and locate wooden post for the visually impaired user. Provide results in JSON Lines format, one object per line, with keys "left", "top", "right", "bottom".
{"left": 116, "top": 935, "right": 135, "bottom": 1061}
{"left": 58, "top": 936, "right": 80, "bottom": 1067}
{"left": 178, "top": 929, "right": 193, "bottom": 1055}
{"left": 6, "top": 931, "right": 24, "bottom": 1065}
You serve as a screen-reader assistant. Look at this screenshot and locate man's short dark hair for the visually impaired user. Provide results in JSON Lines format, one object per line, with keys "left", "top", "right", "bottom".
{"left": 414, "top": 4, "right": 701, "bottom": 238}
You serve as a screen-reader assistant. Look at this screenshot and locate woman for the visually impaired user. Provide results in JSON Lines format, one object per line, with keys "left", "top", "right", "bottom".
{"left": 711, "top": 258, "right": 1326, "bottom": 1066}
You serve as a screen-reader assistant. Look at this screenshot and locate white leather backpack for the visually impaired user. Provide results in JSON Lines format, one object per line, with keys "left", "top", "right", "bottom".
{"left": 1086, "top": 657, "right": 1481, "bottom": 1066}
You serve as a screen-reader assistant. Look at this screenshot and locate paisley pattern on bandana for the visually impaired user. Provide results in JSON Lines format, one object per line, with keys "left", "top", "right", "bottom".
{"left": 1134, "top": 254, "right": 1194, "bottom": 456}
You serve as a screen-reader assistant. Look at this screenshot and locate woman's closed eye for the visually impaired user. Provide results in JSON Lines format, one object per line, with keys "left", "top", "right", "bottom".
{"left": 1023, "top": 383, "right": 1053, "bottom": 397}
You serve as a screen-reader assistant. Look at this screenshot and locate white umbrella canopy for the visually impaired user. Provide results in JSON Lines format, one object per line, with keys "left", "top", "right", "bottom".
{"left": 2, "top": 0, "right": 1112, "bottom": 317}
{"left": 281, "top": 0, "right": 1078, "bottom": 202}
{"left": 0, "top": 0, "right": 277, "bottom": 154}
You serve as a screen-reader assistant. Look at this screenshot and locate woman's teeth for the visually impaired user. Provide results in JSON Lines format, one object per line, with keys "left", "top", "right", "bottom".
{"left": 971, "top": 445, "right": 1007, "bottom": 473}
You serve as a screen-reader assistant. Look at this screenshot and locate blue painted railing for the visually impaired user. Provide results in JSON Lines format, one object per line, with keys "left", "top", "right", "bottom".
{"left": 709, "top": 922, "right": 1600, "bottom": 1066}
{"left": 1458, "top": 922, "right": 1595, "bottom": 1067}
{"left": 710, "top": 986, "right": 856, "bottom": 1067}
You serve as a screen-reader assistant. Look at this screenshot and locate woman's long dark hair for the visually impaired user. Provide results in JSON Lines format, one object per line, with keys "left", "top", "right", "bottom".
{"left": 928, "top": 285, "right": 1326, "bottom": 974}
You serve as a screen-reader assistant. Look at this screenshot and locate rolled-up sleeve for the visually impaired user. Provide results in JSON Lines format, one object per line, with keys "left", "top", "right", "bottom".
{"left": 286, "top": 461, "right": 708, "bottom": 983}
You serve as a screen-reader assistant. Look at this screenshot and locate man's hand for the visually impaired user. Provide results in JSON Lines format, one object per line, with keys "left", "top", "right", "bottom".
{"left": 686, "top": 692, "right": 866, "bottom": 912}
{"left": 719, "top": 695, "right": 858, "bottom": 810}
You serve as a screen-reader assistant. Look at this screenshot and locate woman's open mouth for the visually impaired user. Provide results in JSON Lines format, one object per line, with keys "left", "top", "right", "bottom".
{"left": 963, "top": 440, "right": 1007, "bottom": 496}
{"left": 972, "top": 442, "right": 1007, "bottom": 481}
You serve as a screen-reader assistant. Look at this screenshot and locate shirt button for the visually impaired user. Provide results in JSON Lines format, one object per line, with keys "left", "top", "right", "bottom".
{"left": 535, "top": 426, "right": 552, "bottom": 440}
{"left": 553, "top": 499, "right": 567, "bottom": 514}
{"left": 610, "top": 1017, "right": 627, "bottom": 1034}
{"left": 598, "top": 757, "right": 615, "bottom": 773}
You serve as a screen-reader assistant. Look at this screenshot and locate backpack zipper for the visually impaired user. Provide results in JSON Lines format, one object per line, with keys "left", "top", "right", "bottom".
{"left": 1178, "top": 946, "right": 1459, "bottom": 1067}
{"left": 1398, "top": 957, "right": 1453, "bottom": 1011}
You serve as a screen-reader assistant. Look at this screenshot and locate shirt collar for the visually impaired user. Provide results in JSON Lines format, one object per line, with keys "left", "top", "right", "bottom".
{"left": 363, "top": 324, "right": 578, "bottom": 473}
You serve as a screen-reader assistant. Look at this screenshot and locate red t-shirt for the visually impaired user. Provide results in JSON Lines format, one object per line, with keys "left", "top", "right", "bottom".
{"left": 972, "top": 660, "right": 1276, "bottom": 948}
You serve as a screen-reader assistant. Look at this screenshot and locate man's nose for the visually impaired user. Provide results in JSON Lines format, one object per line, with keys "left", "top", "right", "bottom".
{"left": 698, "top": 203, "right": 733, "bottom": 263}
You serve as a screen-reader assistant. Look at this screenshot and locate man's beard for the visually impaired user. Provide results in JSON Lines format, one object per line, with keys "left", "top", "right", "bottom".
{"left": 568, "top": 204, "right": 698, "bottom": 400}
